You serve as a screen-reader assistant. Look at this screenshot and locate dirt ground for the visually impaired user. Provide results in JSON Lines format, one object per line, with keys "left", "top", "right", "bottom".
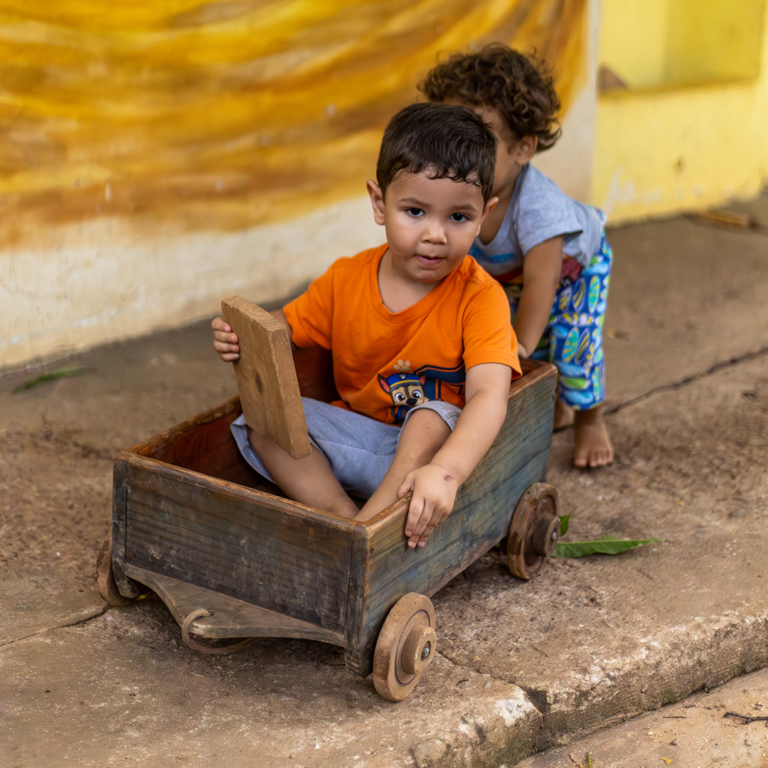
{"left": 2, "top": 194, "right": 767, "bottom": 767}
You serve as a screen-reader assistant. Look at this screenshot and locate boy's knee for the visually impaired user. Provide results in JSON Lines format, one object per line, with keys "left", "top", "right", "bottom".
{"left": 248, "top": 427, "right": 281, "bottom": 459}
{"left": 405, "top": 406, "right": 450, "bottom": 428}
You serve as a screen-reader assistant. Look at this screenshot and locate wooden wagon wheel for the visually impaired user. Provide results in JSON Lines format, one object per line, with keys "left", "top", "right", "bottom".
{"left": 507, "top": 482, "right": 560, "bottom": 580}
{"left": 95, "top": 528, "right": 134, "bottom": 607}
{"left": 372, "top": 593, "right": 437, "bottom": 702}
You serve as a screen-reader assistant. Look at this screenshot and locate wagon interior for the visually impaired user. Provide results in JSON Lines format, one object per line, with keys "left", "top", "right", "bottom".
{"left": 130, "top": 346, "right": 541, "bottom": 518}
{"left": 132, "top": 347, "right": 343, "bottom": 503}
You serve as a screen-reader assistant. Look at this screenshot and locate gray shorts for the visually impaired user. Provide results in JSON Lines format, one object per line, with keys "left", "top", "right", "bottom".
{"left": 231, "top": 397, "right": 461, "bottom": 499}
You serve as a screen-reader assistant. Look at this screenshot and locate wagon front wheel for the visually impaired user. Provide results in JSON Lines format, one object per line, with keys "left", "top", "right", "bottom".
{"left": 95, "top": 529, "right": 134, "bottom": 607}
{"left": 507, "top": 482, "right": 560, "bottom": 580}
{"left": 372, "top": 593, "right": 437, "bottom": 702}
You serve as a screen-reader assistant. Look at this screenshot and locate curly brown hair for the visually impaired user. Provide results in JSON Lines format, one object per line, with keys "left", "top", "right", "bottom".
{"left": 418, "top": 44, "right": 561, "bottom": 152}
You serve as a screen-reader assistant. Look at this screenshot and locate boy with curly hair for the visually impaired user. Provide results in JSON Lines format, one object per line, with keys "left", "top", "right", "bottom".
{"left": 420, "top": 44, "right": 613, "bottom": 469}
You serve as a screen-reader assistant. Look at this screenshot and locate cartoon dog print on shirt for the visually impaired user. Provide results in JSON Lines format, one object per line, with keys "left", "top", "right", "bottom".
{"left": 378, "top": 372, "right": 428, "bottom": 424}
{"left": 379, "top": 363, "right": 466, "bottom": 424}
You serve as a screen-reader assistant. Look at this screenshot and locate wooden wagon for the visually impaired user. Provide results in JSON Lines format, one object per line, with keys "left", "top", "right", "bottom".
{"left": 96, "top": 348, "right": 560, "bottom": 701}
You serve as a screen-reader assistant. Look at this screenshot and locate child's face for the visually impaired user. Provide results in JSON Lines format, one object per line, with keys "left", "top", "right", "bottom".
{"left": 367, "top": 169, "right": 496, "bottom": 285}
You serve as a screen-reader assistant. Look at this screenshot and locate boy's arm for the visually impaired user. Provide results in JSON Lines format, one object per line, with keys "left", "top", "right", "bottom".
{"left": 212, "top": 308, "right": 292, "bottom": 361}
{"left": 398, "top": 362, "right": 511, "bottom": 548}
{"left": 514, "top": 235, "right": 563, "bottom": 357}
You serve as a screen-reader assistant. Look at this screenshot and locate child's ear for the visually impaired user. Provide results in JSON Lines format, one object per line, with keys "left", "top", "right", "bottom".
{"left": 513, "top": 135, "right": 538, "bottom": 165}
{"left": 477, "top": 196, "right": 499, "bottom": 233}
{"left": 367, "top": 180, "right": 386, "bottom": 226}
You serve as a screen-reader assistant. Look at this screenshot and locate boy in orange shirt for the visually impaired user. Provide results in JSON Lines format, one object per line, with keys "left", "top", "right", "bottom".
{"left": 212, "top": 103, "right": 520, "bottom": 548}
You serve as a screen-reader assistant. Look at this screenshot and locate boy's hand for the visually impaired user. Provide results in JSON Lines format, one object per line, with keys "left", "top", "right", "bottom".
{"left": 398, "top": 463, "right": 459, "bottom": 549}
{"left": 212, "top": 316, "right": 240, "bottom": 361}
{"left": 393, "top": 363, "right": 511, "bottom": 549}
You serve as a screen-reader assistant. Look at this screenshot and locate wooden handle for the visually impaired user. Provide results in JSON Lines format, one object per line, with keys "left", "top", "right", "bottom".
{"left": 221, "top": 296, "right": 311, "bottom": 460}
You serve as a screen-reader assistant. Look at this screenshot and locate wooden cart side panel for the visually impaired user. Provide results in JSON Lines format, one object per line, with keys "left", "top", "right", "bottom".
{"left": 123, "top": 461, "right": 354, "bottom": 633}
{"left": 148, "top": 409, "right": 257, "bottom": 487}
{"left": 343, "top": 519, "right": 381, "bottom": 674}
{"left": 111, "top": 456, "right": 142, "bottom": 598}
{"left": 130, "top": 396, "right": 269, "bottom": 490}
{"left": 124, "top": 564, "right": 345, "bottom": 645}
{"left": 131, "top": 344, "right": 337, "bottom": 466}
{"left": 132, "top": 396, "right": 241, "bottom": 458}
{"left": 509, "top": 357, "right": 551, "bottom": 395}
{"left": 344, "top": 365, "right": 556, "bottom": 676}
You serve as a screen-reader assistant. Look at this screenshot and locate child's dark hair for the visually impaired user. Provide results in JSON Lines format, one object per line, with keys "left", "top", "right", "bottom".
{"left": 418, "top": 44, "right": 561, "bottom": 151}
{"left": 376, "top": 102, "right": 496, "bottom": 202}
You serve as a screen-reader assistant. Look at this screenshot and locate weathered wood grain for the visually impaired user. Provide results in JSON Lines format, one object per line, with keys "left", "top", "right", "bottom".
{"left": 122, "top": 455, "right": 355, "bottom": 632}
{"left": 518, "top": 357, "right": 540, "bottom": 376}
{"left": 126, "top": 565, "right": 344, "bottom": 644}
{"left": 344, "top": 362, "right": 557, "bottom": 676}
{"left": 133, "top": 397, "right": 250, "bottom": 486}
{"left": 111, "top": 457, "right": 143, "bottom": 599}
{"left": 130, "top": 395, "right": 282, "bottom": 493}
{"left": 222, "top": 296, "right": 311, "bottom": 459}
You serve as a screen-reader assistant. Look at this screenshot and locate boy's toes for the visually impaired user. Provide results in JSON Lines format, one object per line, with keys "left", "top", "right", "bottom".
{"left": 587, "top": 446, "right": 614, "bottom": 468}
{"left": 572, "top": 423, "right": 613, "bottom": 470}
{"left": 573, "top": 449, "right": 613, "bottom": 469}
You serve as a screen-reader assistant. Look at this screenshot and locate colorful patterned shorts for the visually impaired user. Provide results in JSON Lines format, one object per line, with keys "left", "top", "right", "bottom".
{"left": 507, "top": 234, "right": 613, "bottom": 411}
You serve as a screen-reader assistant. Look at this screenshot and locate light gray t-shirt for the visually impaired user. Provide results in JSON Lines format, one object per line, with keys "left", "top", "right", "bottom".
{"left": 469, "top": 164, "right": 605, "bottom": 281}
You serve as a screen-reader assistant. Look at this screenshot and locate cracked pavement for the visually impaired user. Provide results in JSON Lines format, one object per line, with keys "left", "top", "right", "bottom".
{"left": 2, "top": 193, "right": 768, "bottom": 767}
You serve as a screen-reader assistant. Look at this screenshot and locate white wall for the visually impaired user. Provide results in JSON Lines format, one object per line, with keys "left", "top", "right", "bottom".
{"left": 1, "top": 197, "right": 383, "bottom": 369}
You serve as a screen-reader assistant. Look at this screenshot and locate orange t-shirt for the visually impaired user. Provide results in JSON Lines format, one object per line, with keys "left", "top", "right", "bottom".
{"left": 283, "top": 244, "right": 521, "bottom": 425}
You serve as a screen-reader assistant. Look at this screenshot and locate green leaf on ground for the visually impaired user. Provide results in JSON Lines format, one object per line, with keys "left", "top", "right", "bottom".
{"left": 13, "top": 366, "right": 86, "bottom": 393}
{"left": 559, "top": 514, "right": 571, "bottom": 536}
{"left": 552, "top": 536, "right": 659, "bottom": 558}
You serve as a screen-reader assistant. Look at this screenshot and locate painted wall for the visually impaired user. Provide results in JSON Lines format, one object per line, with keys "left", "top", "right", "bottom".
{"left": 533, "top": 1, "right": 598, "bottom": 205}
{"left": 593, "top": 0, "right": 768, "bottom": 222}
{"left": 1, "top": 0, "right": 593, "bottom": 369}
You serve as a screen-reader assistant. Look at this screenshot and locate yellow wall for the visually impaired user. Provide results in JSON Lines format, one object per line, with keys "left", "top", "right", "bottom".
{"left": 668, "top": 0, "right": 766, "bottom": 84}
{"left": 593, "top": 0, "right": 768, "bottom": 222}
{"left": 599, "top": 0, "right": 765, "bottom": 88}
{"left": 599, "top": 0, "right": 668, "bottom": 88}
{"left": 1, "top": 0, "right": 590, "bottom": 369}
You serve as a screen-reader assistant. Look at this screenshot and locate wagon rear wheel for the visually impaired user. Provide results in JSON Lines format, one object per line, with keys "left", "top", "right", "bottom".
{"left": 95, "top": 529, "right": 134, "bottom": 607}
{"left": 372, "top": 593, "right": 436, "bottom": 702}
{"left": 507, "top": 482, "right": 560, "bottom": 580}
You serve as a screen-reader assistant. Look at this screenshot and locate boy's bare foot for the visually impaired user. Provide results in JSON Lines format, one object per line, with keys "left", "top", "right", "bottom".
{"left": 573, "top": 406, "right": 613, "bottom": 469}
{"left": 553, "top": 398, "right": 575, "bottom": 430}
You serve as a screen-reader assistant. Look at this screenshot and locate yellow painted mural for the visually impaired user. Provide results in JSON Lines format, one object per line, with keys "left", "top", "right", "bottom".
{"left": 0, "top": 0, "right": 587, "bottom": 251}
